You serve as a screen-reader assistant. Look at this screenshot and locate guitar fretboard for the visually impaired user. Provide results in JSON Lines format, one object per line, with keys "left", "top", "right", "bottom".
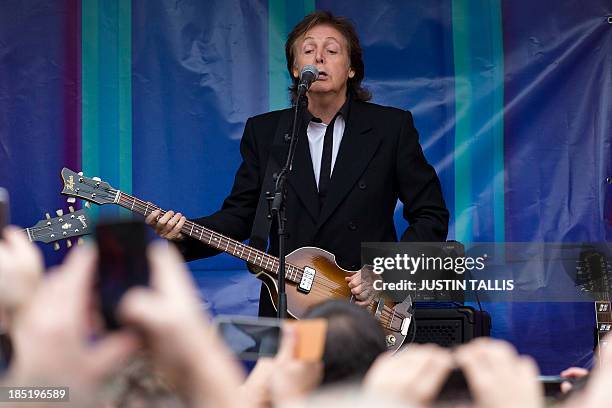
{"left": 116, "top": 192, "right": 304, "bottom": 284}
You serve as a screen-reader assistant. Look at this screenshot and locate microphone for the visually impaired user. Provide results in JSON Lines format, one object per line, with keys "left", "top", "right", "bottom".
{"left": 297, "top": 65, "right": 319, "bottom": 96}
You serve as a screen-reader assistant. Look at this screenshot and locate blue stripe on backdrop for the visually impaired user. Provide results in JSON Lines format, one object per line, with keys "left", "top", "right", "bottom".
{"left": 82, "top": 0, "right": 133, "bottom": 221}
{"left": 131, "top": 0, "right": 270, "bottom": 314}
{"left": 502, "top": 0, "right": 611, "bottom": 373}
{"left": 267, "top": 0, "right": 315, "bottom": 110}
{"left": 316, "top": 0, "right": 457, "bottom": 240}
{"left": 451, "top": 0, "right": 505, "bottom": 244}
{"left": 0, "top": 1, "right": 80, "bottom": 266}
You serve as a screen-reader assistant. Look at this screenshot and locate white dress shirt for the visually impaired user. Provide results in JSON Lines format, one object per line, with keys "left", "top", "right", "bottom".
{"left": 306, "top": 115, "right": 346, "bottom": 189}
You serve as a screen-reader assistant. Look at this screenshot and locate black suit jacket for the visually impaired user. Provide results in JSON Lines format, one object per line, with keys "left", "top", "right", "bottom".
{"left": 178, "top": 99, "right": 449, "bottom": 316}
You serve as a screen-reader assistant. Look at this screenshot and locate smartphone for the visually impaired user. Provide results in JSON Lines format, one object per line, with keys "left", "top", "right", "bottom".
{"left": 215, "top": 316, "right": 282, "bottom": 360}
{"left": 214, "top": 316, "right": 328, "bottom": 361}
{"left": 538, "top": 375, "right": 583, "bottom": 397}
{"left": 0, "top": 187, "right": 9, "bottom": 239}
{"left": 96, "top": 220, "right": 150, "bottom": 330}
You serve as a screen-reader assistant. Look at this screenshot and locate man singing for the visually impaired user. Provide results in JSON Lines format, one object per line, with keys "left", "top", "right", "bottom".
{"left": 146, "top": 11, "right": 449, "bottom": 317}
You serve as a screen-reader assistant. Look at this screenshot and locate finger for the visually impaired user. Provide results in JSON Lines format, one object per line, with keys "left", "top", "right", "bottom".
{"left": 351, "top": 283, "right": 365, "bottom": 297}
{"left": 145, "top": 209, "right": 161, "bottom": 225}
{"left": 57, "top": 244, "right": 97, "bottom": 308}
{"left": 347, "top": 277, "right": 361, "bottom": 289}
{"left": 147, "top": 242, "right": 198, "bottom": 299}
{"left": 356, "top": 288, "right": 371, "bottom": 301}
{"left": 3, "top": 225, "right": 33, "bottom": 249}
{"left": 344, "top": 272, "right": 357, "bottom": 281}
{"left": 173, "top": 216, "right": 186, "bottom": 238}
{"left": 418, "top": 350, "right": 454, "bottom": 403}
{"left": 165, "top": 213, "right": 183, "bottom": 237}
{"left": 455, "top": 345, "right": 489, "bottom": 393}
{"left": 118, "top": 287, "right": 167, "bottom": 333}
{"left": 165, "top": 213, "right": 181, "bottom": 229}
{"left": 158, "top": 211, "right": 176, "bottom": 235}
{"left": 88, "top": 330, "right": 141, "bottom": 380}
{"left": 157, "top": 211, "right": 175, "bottom": 234}
{"left": 276, "top": 324, "right": 297, "bottom": 362}
{"left": 345, "top": 273, "right": 361, "bottom": 287}
{"left": 560, "top": 367, "right": 589, "bottom": 378}
{"left": 519, "top": 355, "right": 540, "bottom": 378}
{"left": 560, "top": 381, "right": 573, "bottom": 394}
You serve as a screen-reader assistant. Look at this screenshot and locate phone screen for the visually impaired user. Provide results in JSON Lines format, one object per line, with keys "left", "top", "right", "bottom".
{"left": 96, "top": 220, "right": 149, "bottom": 330}
{"left": 0, "top": 188, "right": 9, "bottom": 239}
{"left": 215, "top": 316, "right": 282, "bottom": 360}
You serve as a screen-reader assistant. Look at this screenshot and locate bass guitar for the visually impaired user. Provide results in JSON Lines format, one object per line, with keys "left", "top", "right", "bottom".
{"left": 59, "top": 167, "right": 412, "bottom": 351}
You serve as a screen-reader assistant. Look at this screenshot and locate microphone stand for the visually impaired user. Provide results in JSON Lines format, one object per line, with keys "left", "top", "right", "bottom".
{"left": 269, "top": 92, "right": 308, "bottom": 319}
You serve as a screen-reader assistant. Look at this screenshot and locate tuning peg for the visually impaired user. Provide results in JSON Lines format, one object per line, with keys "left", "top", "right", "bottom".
{"left": 66, "top": 240, "right": 73, "bottom": 248}
{"left": 45, "top": 212, "right": 51, "bottom": 220}
{"left": 66, "top": 197, "right": 76, "bottom": 204}
{"left": 84, "top": 201, "right": 91, "bottom": 209}
{"left": 68, "top": 206, "right": 75, "bottom": 213}
{"left": 53, "top": 242, "right": 60, "bottom": 251}
{"left": 56, "top": 209, "right": 64, "bottom": 216}
{"left": 78, "top": 171, "right": 83, "bottom": 176}
{"left": 77, "top": 238, "right": 84, "bottom": 246}
{"left": 92, "top": 177, "right": 101, "bottom": 182}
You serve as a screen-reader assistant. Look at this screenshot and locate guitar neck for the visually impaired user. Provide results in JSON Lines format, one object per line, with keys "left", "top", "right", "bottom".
{"left": 114, "top": 191, "right": 302, "bottom": 283}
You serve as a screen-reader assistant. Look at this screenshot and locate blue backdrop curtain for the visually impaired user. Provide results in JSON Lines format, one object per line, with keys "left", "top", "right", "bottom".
{"left": 1, "top": 0, "right": 610, "bottom": 374}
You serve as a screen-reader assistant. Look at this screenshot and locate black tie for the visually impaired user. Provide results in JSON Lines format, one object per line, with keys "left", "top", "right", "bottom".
{"left": 318, "top": 114, "right": 339, "bottom": 207}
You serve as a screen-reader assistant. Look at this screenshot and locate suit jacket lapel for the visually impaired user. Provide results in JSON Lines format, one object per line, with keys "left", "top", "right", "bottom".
{"left": 270, "top": 112, "right": 319, "bottom": 222}
{"left": 288, "top": 128, "right": 320, "bottom": 221}
{"left": 316, "top": 101, "right": 381, "bottom": 230}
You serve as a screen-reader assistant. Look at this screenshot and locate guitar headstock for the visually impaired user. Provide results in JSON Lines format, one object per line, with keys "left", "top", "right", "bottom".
{"left": 28, "top": 207, "right": 92, "bottom": 246}
{"left": 60, "top": 168, "right": 117, "bottom": 205}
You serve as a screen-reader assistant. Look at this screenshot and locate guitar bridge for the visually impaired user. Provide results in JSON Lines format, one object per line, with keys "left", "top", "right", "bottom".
{"left": 298, "top": 266, "right": 316, "bottom": 293}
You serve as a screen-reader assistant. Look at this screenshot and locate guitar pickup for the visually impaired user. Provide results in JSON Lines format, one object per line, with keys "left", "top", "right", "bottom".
{"left": 298, "top": 266, "right": 316, "bottom": 293}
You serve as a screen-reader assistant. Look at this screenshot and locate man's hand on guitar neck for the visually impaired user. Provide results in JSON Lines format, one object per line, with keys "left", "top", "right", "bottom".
{"left": 145, "top": 209, "right": 187, "bottom": 241}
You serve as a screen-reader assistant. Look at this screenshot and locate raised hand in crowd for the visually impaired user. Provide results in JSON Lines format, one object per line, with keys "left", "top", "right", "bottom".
{"left": 241, "top": 325, "right": 323, "bottom": 408}
{"left": 118, "top": 241, "right": 245, "bottom": 408}
{"left": 364, "top": 344, "right": 453, "bottom": 407}
{"left": 269, "top": 324, "right": 324, "bottom": 404}
{"left": 455, "top": 338, "right": 544, "bottom": 408}
{"left": 241, "top": 357, "right": 276, "bottom": 408}
{"left": 563, "top": 335, "right": 612, "bottom": 408}
{"left": 560, "top": 366, "right": 589, "bottom": 394}
{"left": 0, "top": 226, "right": 44, "bottom": 315}
{"left": 4, "top": 244, "right": 139, "bottom": 406}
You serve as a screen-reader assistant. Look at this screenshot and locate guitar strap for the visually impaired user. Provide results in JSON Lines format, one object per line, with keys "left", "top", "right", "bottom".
{"left": 248, "top": 109, "right": 295, "bottom": 252}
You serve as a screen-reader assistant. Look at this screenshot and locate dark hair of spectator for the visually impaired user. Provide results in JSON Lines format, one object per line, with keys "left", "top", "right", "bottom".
{"left": 304, "top": 300, "right": 387, "bottom": 385}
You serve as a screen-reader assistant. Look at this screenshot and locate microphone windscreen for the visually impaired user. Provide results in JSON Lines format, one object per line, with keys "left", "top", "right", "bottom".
{"left": 300, "top": 65, "right": 319, "bottom": 81}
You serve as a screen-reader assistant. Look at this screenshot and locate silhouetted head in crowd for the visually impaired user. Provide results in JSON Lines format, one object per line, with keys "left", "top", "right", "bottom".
{"left": 304, "top": 300, "right": 387, "bottom": 385}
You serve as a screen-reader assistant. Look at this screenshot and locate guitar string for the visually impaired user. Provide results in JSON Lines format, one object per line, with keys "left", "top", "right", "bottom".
{"left": 113, "top": 192, "right": 340, "bottom": 288}
{"left": 78, "top": 182, "right": 357, "bottom": 295}
{"left": 118, "top": 194, "right": 406, "bottom": 326}
{"left": 116, "top": 194, "right": 347, "bottom": 295}
{"left": 114, "top": 191, "right": 403, "bottom": 328}
{"left": 71, "top": 183, "right": 404, "bottom": 328}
